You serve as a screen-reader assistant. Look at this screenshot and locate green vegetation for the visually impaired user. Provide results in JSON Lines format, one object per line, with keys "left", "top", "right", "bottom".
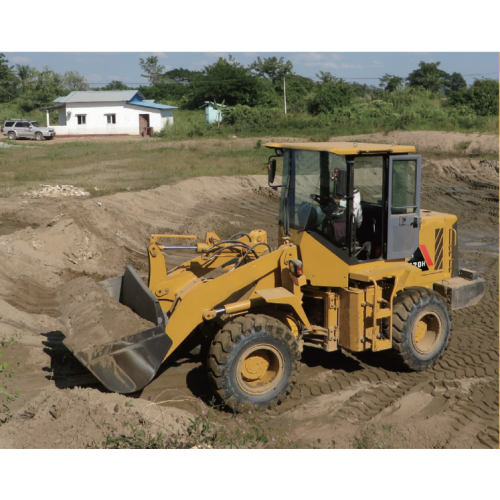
{"left": 352, "top": 423, "right": 407, "bottom": 449}
{"left": 0, "top": 53, "right": 497, "bottom": 138}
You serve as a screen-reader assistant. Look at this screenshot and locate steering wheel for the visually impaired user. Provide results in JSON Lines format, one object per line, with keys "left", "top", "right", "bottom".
{"left": 310, "top": 193, "right": 343, "bottom": 216}
{"left": 310, "top": 193, "right": 331, "bottom": 207}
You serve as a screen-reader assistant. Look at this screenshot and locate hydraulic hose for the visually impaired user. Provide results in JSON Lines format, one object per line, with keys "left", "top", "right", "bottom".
{"left": 229, "top": 232, "right": 251, "bottom": 241}
{"left": 231, "top": 242, "right": 272, "bottom": 270}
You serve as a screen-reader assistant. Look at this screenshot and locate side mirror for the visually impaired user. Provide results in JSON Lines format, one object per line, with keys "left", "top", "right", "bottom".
{"left": 268, "top": 159, "right": 277, "bottom": 185}
{"left": 335, "top": 169, "right": 347, "bottom": 198}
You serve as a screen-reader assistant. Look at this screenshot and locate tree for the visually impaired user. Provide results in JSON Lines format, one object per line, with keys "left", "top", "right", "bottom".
{"left": 16, "top": 64, "right": 38, "bottom": 93}
{"left": 442, "top": 72, "right": 467, "bottom": 95}
{"left": 139, "top": 56, "right": 166, "bottom": 86}
{"left": 188, "top": 55, "right": 260, "bottom": 108}
{"left": 277, "top": 75, "right": 315, "bottom": 112}
{"left": 138, "top": 82, "right": 191, "bottom": 106}
{"left": 448, "top": 78, "right": 499, "bottom": 116}
{"left": 307, "top": 81, "right": 353, "bottom": 115}
{"left": 211, "top": 98, "right": 225, "bottom": 127}
{"left": 20, "top": 66, "right": 65, "bottom": 111}
{"left": 62, "top": 70, "right": 90, "bottom": 91}
{"left": 164, "top": 68, "right": 203, "bottom": 82}
{"left": 349, "top": 81, "right": 378, "bottom": 98}
{"left": 316, "top": 71, "right": 344, "bottom": 85}
{"left": 468, "top": 78, "right": 499, "bottom": 115}
{"left": 0, "top": 53, "right": 18, "bottom": 102}
{"left": 406, "top": 61, "right": 450, "bottom": 92}
{"left": 379, "top": 74, "right": 405, "bottom": 92}
{"left": 249, "top": 56, "right": 294, "bottom": 82}
{"left": 102, "top": 80, "right": 130, "bottom": 90}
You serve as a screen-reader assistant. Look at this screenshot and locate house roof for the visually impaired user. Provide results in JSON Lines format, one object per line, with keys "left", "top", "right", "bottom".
{"left": 264, "top": 142, "right": 416, "bottom": 156}
{"left": 127, "top": 101, "right": 177, "bottom": 110}
{"left": 54, "top": 90, "right": 145, "bottom": 103}
{"left": 38, "top": 103, "right": 66, "bottom": 111}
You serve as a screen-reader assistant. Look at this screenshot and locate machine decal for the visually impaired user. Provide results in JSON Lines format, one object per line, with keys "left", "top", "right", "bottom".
{"left": 409, "top": 245, "right": 433, "bottom": 271}
{"left": 434, "top": 228, "right": 444, "bottom": 270}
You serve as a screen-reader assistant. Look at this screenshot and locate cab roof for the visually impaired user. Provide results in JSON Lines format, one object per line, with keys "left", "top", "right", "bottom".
{"left": 264, "top": 141, "right": 416, "bottom": 156}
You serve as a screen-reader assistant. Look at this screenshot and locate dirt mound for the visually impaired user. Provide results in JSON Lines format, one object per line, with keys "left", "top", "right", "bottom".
{"left": 0, "top": 386, "right": 192, "bottom": 449}
{"left": 57, "top": 277, "right": 155, "bottom": 353}
{"left": 0, "top": 136, "right": 496, "bottom": 448}
{"left": 424, "top": 158, "right": 499, "bottom": 184}
{"left": 331, "top": 131, "right": 498, "bottom": 154}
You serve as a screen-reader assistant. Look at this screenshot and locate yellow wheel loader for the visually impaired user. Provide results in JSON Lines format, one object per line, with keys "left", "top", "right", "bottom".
{"left": 59, "top": 142, "right": 485, "bottom": 411}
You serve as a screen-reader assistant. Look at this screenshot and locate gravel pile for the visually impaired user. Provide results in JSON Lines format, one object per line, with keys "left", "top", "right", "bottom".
{"left": 24, "top": 184, "right": 90, "bottom": 198}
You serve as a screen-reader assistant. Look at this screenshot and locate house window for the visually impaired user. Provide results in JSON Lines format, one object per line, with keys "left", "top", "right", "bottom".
{"left": 77, "top": 115, "right": 86, "bottom": 125}
{"left": 106, "top": 114, "right": 116, "bottom": 124}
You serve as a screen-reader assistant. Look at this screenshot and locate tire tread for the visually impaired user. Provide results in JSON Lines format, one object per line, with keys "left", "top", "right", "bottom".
{"left": 207, "top": 314, "right": 300, "bottom": 412}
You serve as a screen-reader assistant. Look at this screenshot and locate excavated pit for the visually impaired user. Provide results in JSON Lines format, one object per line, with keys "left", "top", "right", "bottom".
{"left": 0, "top": 131, "right": 497, "bottom": 449}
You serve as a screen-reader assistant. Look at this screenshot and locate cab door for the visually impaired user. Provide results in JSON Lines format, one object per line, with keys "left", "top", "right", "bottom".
{"left": 386, "top": 155, "right": 421, "bottom": 260}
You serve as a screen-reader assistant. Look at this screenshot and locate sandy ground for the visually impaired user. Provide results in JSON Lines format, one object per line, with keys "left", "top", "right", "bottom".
{"left": 0, "top": 131, "right": 497, "bottom": 449}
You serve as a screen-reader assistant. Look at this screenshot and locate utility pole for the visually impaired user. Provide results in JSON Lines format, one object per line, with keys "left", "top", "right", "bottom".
{"left": 283, "top": 77, "right": 287, "bottom": 114}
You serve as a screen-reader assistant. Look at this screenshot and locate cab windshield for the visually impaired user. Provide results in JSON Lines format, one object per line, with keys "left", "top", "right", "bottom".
{"left": 279, "top": 149, "right": 347, "bottom": 236}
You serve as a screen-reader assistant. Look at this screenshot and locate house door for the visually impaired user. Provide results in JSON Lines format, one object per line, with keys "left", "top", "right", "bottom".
{"left": 139, "top": 114, "right": 150, "bottom": 135}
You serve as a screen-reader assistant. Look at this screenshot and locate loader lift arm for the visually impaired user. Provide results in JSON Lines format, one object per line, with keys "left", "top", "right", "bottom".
{"left": 61, "top": 230, "right": 311, "bottom": 394}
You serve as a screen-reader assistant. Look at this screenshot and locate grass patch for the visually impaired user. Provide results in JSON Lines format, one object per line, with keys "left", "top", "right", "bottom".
{"left": 352, "top": 423, "right": 407, "bottom": 449}
{"left": 0, "top": 139, "right": 278, "bottom": 197}
{"left": 0, "top": 130, "right": 494, "bottom": 198}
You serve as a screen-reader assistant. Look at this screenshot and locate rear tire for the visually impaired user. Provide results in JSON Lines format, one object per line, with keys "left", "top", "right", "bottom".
{"left": 207, "top": 314, "right": 300, "bottom": 412}
{"left": 391, "top": 287, "right": 451, "bottom": 371}
{"left": 8, "top": 132, "right": 16, "bottom": 140}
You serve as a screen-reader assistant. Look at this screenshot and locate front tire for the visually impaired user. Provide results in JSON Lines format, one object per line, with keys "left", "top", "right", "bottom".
{"left": 391, "top": 287, "right": 451, "bottom": 371}
{"left": 35, "top": 132, "right": 44, "bottom": 141}
{"left": 8, "top": 132, "right": 16, "bottom": 140}
{"left": 207, "top": 314, "right": 300, "bottom": 412}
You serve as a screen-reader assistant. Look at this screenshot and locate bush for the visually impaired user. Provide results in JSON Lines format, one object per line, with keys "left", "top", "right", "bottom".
{"left": 223, "top": 105, "right": 283, "bottom": 132}
{"left": 307, "top": 81, "right": 353, "bottom": 115}
{"left": 448, "top": 78, "right": 499, "bottom": 117}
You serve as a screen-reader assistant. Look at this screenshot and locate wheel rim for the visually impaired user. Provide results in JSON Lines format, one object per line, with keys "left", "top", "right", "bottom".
{"left": 412, "top": 311, "right": 443, "bottom": 354}
{"left": 236, "top": 344, "right": 285, "bottom": 395}
{"left": 36, "top": 133, "right": 42, "bottom": 140}
{"left": 8, "top": 133, "right": 15, "bottom": 140}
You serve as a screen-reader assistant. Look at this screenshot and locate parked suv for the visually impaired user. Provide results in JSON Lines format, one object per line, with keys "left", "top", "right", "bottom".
{"left": 1, "top": 119, "right": 56, "bottom": 141}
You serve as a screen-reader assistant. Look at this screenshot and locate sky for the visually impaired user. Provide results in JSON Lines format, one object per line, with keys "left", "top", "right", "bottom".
{"left": 3, "top": 52, "right": 498, "bottom": 87}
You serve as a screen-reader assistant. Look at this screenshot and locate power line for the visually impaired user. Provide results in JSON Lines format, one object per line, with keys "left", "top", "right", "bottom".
{"left": 83, "top": 72, "right": 498, "bottom": 86}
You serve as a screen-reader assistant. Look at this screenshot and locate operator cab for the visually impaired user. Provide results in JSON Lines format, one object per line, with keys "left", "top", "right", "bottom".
{"left": 266, "top": 142, "right": 421, "bottom": 265}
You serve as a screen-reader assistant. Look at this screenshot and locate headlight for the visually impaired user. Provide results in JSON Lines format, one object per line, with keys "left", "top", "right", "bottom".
{"left": 289, "top": 259, "right": 303, "bottom": 277}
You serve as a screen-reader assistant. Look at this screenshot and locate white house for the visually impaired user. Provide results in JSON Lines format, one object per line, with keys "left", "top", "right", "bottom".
{"left": 40, "top": 90, "right": 177, "bottom": 136}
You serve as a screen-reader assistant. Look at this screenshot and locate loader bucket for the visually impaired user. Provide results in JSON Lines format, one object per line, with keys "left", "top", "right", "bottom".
{"left": 61, "top": 266, "right": 172, "bottom": 393}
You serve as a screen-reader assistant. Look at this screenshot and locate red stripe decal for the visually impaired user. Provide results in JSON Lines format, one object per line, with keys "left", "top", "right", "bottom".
{"left": 420, "top": 245, "right": 434, "bottom": 266}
